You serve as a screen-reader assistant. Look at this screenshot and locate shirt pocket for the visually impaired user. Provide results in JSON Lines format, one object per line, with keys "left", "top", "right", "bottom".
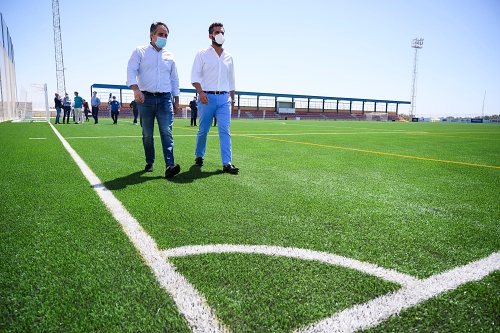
{"left": 161, "top": 58, "right": 173, "bottom": 74}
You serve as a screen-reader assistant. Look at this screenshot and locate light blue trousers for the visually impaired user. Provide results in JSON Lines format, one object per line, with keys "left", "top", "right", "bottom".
{"left": 195, "top": 93, "right": 233, "bottom": 166}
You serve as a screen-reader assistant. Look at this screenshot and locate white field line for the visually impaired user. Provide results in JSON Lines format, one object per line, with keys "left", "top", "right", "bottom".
{"left": 295, "top": 251, "right": 500, "bottom": 333}
{"left": 64, "top": 131, "right": 426, "bottom": 140}
{"left": 164, "top": 245, "right": 500, "bottom": 333}
{"left": 162, "top": 244, "right": 420, "bottom": 288}
{"left": 49, "top": 123, "right": 229, "bottom": 333}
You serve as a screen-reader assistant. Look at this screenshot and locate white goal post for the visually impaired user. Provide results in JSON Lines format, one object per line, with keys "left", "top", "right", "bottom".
{"left": 364, "top": 112, "right": 388, "bottom": 121}
{"left": 15, "top": 83, "right": 50, "bottom": 122}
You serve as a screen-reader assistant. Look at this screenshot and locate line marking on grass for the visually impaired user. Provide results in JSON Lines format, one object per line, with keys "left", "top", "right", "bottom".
{"left": 240, "top": 135, "right": 500, "bottom": 169}
{"left": 162, "top": 244, "right": 420, "bottom": 287}
{"left": 49, "top": 123, "right": 229, "bottom": 333}
{"left": 295, "top": 251, "right": 500, "bottom": 333}
{"left": 164, "top": 244, "right": 500, "bottom": 333}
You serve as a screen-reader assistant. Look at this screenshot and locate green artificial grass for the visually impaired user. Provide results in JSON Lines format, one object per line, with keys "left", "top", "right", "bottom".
{"left": 1, "top": 119, "right": 499, "bottom": 332}
{"left": 170, "top": 253, "right": 399, "bottom": 332}
{"left": 0, "top": 122, "right": 190, "bottom": 332}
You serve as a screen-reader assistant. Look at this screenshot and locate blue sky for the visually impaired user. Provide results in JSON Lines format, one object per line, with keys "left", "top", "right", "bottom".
{"left": 2, "top": 0, "right": 499, "bottom": 118}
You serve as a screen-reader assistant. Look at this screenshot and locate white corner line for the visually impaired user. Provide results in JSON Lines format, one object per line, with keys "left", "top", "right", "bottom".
{"left": 294, "top": 251, "right": 500, "bottom": 333}
{"left": 162, "top": 244, "right": 420, "bottom": 288}
{"left": 49, "top": 123, "right": 229, "bottom": 333}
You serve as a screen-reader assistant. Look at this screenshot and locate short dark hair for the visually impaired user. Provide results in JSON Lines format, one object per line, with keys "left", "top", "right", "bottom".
{"left": 209, "top": 22, "right": 224, "bottom": 34}
{"left": 150, "top": 22, "right": 169, "bottom": 34}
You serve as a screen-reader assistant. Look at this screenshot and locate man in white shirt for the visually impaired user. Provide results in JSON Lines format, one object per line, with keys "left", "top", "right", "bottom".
{"left": 191, "top": 22, "right": 239, "bottom": 174}
{"left": 126, "top": 21, "right": 181, "bottom": 178}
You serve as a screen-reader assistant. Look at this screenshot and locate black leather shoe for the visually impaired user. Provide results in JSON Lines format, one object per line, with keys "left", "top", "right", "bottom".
{"left": 194, "top": 157, "right": 203, "bottom": 166}
{"left": 223, "top": 163, "right": 239, "bottom": 174}
{"left": 144, "top": 164, "right": 154, "bottom": 172}
{"left": 165, "top": 164, "right": 180, "bottom": 178}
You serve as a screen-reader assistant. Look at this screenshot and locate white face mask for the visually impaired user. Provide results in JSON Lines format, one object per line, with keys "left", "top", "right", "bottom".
{"left": 214, "top": 33, "right": 225, "bottom": 45}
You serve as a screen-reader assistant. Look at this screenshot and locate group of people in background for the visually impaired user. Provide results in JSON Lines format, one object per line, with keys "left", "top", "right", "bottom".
{"left": 54, "top": 91, "right": 86, "bottom": 124}
{"left": 53, "top": 91, "right": 123, "bottom": 125}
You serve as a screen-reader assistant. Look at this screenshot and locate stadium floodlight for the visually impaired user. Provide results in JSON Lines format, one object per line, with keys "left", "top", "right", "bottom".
{"left": 410, "top": 38, "right": 424, "bottom": 118}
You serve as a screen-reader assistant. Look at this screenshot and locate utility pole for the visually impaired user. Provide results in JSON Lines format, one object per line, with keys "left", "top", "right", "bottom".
{"left": 410, "top": 38, "right": 424, "bottom": 118}
{"left": 52, "top": 0, "right": 66, "bottom": 96}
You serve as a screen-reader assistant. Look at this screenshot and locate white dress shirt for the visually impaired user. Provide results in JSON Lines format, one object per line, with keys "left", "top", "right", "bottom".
{"left": 126, "top": 44, "right": 180, "bottom": 96}
{"left": 191, "top": 46, "right": 235, "bottom": 92}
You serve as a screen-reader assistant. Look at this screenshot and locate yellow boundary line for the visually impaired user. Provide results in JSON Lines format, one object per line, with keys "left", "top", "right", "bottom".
{"left": 241, "top": 135, "right": 500, "bottom": 169}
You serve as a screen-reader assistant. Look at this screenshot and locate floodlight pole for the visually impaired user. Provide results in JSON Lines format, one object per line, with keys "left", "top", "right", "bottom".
{"left": 481, "top": 90, "right": 486, "bottom": 118}
{"left": 52, "top": 0, "right": 67, "bottom": 96}
{"left": 410, "top": 38, "right": 424, "bottom": 118}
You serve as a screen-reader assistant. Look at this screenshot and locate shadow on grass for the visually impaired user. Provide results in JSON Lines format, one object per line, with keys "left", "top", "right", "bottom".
{"left": 168, "top": 165, "right": 225, "bottom": 184}
{"left": 101, "top": 166, "right": 228, "bottom": 189}
{"left": 102, "top": 171, "right": 164, "bottom": 190}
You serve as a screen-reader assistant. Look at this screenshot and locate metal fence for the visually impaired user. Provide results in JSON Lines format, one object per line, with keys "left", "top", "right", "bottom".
{"left": 0, "top": 12, "right": 17, "bottom": 122}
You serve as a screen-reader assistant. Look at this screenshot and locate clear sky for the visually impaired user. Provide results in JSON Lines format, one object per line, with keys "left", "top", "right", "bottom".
{"left": 2, "top": 0, "right": 500, "bottom": 118}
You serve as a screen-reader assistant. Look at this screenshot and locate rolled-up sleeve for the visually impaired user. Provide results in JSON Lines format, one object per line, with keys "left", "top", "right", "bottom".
{"left": 190, "top": 52, "right": 203, "bottom": 84}
{"left": 170, "top": 60, "right": 180, "bottom": 96}
{"left": 126, "top": 48, "right": 140, "bottom": 87}
{"left": 229, "top": 60, "right": 235, "bottom": 91}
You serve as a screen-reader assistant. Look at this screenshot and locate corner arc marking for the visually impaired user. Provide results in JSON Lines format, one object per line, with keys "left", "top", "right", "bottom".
{"left": 162, "top": 244, "right": 421, "bottom": 287}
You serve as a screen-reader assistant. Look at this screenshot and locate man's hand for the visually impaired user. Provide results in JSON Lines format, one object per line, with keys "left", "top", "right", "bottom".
{"left": 134, "top": 89, "right": 145, "bottom": 103}
{"left": 199, "top": 91, "right": 209, "bottom": 105}
{"left": 130, "top": 85, "right": 144, "bottom": 103}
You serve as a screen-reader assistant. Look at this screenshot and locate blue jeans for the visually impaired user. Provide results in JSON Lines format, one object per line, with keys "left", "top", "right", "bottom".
{"left": 63, "top": 106, "right": 71, "bottom": 123}
{"left": 138, "top": 93, "right": 175, "bottom": 167}
{"left": 195, "top": 93, "right": 233, "bottom": 166}
{"left": 55, "top": 106, "right": 61, "bottom": 123}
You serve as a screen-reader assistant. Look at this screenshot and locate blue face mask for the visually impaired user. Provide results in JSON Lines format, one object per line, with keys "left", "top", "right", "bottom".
{"left": 155, "top": 37, "right": 167, "bottom": 49}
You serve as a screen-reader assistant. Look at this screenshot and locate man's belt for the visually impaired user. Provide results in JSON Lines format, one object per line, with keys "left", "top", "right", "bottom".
{"left": 204, "top": 91, "right": 228, "bottom": 95}
{"left": 142, "top": 91, "right": 170, "bottom": 96}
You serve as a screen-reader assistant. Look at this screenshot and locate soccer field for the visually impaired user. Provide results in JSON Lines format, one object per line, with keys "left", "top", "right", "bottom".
{"left": 1, "top": 119, "right": 499, "bottom": 332}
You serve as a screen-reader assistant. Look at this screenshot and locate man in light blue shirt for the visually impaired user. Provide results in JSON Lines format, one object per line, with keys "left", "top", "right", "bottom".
{"left": 126, "top": 21, "right": 180, "bottom": 178}
{"left": 62, "top": 93, "right": 71, "bottom": 124}
{"left": 91, "top": 91, "right": 101, "bottom": 124}
{"left": 191, "top": 22, "right": 238, "bottom": 174}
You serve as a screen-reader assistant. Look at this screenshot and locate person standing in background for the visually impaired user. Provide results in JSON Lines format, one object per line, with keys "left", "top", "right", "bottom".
{"left": 73, "top": 91, "right": 84, "bottom": 124}
{"left": 110, "top": 96, "right": 120, "bottom": 124}
{"left": 82, "top": 99, "right": 90, "bottom": 122}
{"left": 130, "top": 99, "right": 139, "bottom": 125}
{"left": 191, "top": 22, "right": 238, "bottom": 174}
{"left": 189, "top": 96, "right": 198, "bottom": 126}
{"left": 91, "top": 91, "right": 100, "bottom": 124}
{"left": 54, "top": 93, "right": 63, "bottom": 124}
{"left": 62, "top": 93, "right": 72, "bottom": 124}
{"left": 126, "top": 21, "right": 181, "bottom": 178}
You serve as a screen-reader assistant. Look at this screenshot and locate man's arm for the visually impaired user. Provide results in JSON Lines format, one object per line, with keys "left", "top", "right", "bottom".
{"left": 192, "top": 82, "right": 208, "bottom": 105}
{"left": 127, "top": 48, "right": 144, "bottom": 103}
